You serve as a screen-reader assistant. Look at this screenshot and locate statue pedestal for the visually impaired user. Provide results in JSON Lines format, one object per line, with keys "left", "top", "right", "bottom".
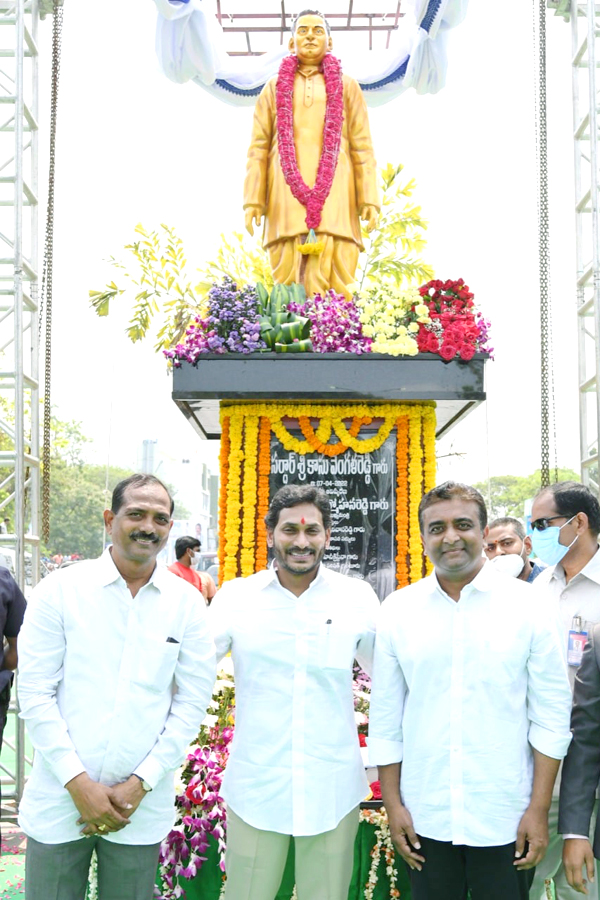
{"left": 171, "top": 353, "right": 487, "bottom": 591}
{"left": 172, "top": 352, "right": 487, "bottom": 441}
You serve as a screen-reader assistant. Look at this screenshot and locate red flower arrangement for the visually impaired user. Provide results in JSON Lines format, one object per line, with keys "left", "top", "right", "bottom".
{"left": 415, "top": 278, "right": 493, "bottom": 362}
{"left": 276, "top": 53, "right": 344, "bottom": 232}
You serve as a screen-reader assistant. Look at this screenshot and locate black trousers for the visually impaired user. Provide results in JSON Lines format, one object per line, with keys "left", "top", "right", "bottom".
{"left": 0, "top": 680, "right": 12, "bottom": 808}
{"left": 407, "top": 836, "right": 536, "bottom": 900}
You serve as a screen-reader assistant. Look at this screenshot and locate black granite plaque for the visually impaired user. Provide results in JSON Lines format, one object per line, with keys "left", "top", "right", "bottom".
{"left": 269, "top": 433, "right": 396, "bottom": 601}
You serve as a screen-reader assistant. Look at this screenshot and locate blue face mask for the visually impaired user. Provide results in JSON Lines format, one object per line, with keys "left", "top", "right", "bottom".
{"left": 531, "top": 515, "right": 578, "bottom": 567}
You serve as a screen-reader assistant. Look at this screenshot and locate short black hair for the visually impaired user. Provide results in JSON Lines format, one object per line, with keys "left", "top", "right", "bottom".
{"left": 175, "top": 536, "right": 201, "bottom": 560}
{"left": 487, "top": 516, "right": 526, "bottom": 541}
{"left": 291, "top": 9, "right": 331, "bottom": 36}
{"left": 418, "top": 481, "right": 487, "bottom": 532}
{"left": 265, "top": 484, "right": 332, "bottom": 531}
{"left": 111, "top": 474, "right": 174, "bottom": 516}
{"left": 538, "top": 481, "right": 600, "bottom": 536}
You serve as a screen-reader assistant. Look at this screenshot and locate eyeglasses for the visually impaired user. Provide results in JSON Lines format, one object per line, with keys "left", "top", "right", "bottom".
{"left": 530, "top": 515, "right": 569, "bottom": 532}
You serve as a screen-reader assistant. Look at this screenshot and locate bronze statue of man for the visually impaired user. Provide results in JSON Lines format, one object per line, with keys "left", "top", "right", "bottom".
{"left": 244, "top": 9, "right": 380, "bottom": 300}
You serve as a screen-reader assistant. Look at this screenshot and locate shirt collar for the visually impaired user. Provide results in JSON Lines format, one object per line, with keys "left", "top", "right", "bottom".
{"left": 261, "top": 561, "right": 328, "bottom": 593}
{"left": 98, "top": 546, "right": 168, "bottom": 592}
{"left": 552, "top": 543, "right": 600, "bottom": 586}
{"left": 429, "top": 558, "right": 496, "bottom": 600}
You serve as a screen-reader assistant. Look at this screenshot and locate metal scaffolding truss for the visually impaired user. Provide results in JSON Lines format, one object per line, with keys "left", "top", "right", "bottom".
{"left": 548, "top": 0, "right": 600, "bottom": 489}
{"left": 0, "top": 0, "right": 39, "bottom": 818}
{"left": 214, "top": 1, "right": 404, "bottom": 56}
{"left": 567, "top": 1, "right": 600, "bottom": 489}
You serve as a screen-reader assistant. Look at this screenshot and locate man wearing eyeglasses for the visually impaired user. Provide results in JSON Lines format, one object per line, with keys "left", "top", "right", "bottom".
{"left": 528, "top": 482, "right": 600, "bottom": 900}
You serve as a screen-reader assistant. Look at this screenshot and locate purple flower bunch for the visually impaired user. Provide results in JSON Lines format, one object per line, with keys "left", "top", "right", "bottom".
{"left": 164, "top": 278, "right": 266, "bottom": 367}
{"left": 157, "top": 725, "right": 234, "bottom": 899}
{"left": 474, "top": 310, "right": 494, "bottom": 358}
{"left": 288, "top": 290, "right": 372, "bottom": 354}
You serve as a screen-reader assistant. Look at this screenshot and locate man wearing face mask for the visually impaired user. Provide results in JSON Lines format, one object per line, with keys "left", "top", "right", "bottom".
{"left": 169, "top": 536, "right": 216, "bottom": 603}
{"left": 528, "top": 482, "right": 600, "bottom": 900}
{"left": 484, "top": 516, "right": 546, "bottom": 582}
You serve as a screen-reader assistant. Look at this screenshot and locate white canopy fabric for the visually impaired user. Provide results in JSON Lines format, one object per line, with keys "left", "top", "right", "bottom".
{"left": 154, "top": 0, "right": 469, "bottom": 107}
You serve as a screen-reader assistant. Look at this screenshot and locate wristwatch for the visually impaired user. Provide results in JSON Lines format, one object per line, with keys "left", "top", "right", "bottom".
{"left": 133, "top": 774, "right": 152, "bottom": 793}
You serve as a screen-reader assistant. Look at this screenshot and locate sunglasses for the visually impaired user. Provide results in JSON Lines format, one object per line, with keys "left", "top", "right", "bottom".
{"left": 530, "top": 515, "right": 569, "bottom": 532}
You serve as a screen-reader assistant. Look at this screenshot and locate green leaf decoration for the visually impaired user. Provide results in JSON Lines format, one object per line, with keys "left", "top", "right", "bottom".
{"left": 279, "top": 317, "right": 311, "bottom": 342}
{"left": 275, "top": 339, "right": 313, "bottom": 353}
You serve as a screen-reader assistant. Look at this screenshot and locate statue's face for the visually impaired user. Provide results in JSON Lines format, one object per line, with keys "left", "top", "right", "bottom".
{"left": 289, "top": 14, "right": 332, "bottom": 66}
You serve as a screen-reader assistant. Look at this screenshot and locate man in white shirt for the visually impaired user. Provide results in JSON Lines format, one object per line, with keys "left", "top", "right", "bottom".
{"left": 368, "top": 481, "right": 572, "bottom": 900}
{"left": 527, "top": 481, "right": 600, "bottom": 900}
{"left": 17, "top": 474, "right": 216, "bottom": 900}
{"left": 209, "top": 484, "right": 379, "bottom": 900}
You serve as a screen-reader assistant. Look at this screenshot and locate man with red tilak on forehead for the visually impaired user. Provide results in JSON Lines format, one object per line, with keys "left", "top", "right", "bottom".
{"left": 209, "top": 484, "right": 379, "bottom": 900}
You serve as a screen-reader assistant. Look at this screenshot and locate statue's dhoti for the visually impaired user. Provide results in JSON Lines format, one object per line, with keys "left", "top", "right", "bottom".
{"left": 267, "top": 234, "right": 359, "bottom": 301}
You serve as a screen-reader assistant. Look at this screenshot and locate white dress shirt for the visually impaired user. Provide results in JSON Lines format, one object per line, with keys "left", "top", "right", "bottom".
{"left": 209, "top": 564, "right": 379, "bottom": 836}
{"left": 532, "top": 544, "right": 600, "bottom": 837}
{"left": 532, "top": 546, "right": 600, "bottom": 685}
{"left": 18, "top": 549, "right": 216, "bottom": 845}
{"left": 368, "top": 563, "right": 572, "bottom": 847}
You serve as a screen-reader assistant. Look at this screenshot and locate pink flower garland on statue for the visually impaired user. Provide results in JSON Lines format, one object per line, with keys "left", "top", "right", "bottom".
{"left": 276, "top": 53, "right": 344, "bottom": 246}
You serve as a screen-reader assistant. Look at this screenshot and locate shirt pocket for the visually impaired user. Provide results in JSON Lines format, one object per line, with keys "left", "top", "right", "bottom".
{"left": 132, "top": 639, "right": 180, "bottom": 693}
{"left": 318, "top": 623, "right": 358, "bottom": 670}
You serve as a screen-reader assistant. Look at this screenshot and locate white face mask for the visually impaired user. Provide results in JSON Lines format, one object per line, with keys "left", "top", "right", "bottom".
{"left": 490, "top": 552, "right": 525, "bottom": 578}
{"left": 191, "top": 551, "right": 201, "bottom": 565}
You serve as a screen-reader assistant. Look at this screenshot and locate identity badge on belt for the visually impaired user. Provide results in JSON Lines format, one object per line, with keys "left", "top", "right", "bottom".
{"left": 568, "top": 615, "right": 588, "bottom": 667}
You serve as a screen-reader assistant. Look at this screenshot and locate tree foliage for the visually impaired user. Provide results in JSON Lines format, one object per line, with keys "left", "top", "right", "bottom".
{"left": 89, "top": 162, "right": 434, "bottom": 353}
{"left": 41, "top": 417, "right": 131, "bottom": 558}
{"left": 44, "top": 420, "right": 190, "bottom": 558}
{"left": 0, "top": 406, "right": 190, "bottom": 558}
{"left": 356, "top": 162, "right": 434, "bottom": 291}
{"left": 473, "top": 468, "right": 581, "bottom": 520}
{"left": 89, "top": 225, "right": 273, "bottom": 354}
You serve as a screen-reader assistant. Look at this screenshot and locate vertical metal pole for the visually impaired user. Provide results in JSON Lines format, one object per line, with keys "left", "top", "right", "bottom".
{"left": 572, "top": 2, "right": 588, "bottom": 482}
{"left": 13, "top": 0, "right": 24, "bottom": 586}
{"left": 587, "top": 0, "right": 600, "bottom": 484}
{"left": 30, "top": 0, "right": 40, "bottom": 589}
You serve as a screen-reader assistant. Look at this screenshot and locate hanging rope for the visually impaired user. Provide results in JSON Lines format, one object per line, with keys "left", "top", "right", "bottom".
{"left": 534, "top": 0, "right": 558, "bottom": 488}
{"left": 38, "top": 1, "right": 63, "bottom": 542}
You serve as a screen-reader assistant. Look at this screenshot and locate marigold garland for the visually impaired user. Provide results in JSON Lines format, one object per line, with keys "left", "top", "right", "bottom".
{"left": 223, "top": 414, "right": 244, "bottom": 582}
{"left": 422, "top": 409, "right": 437, "bottom": 576}
{"left": 218, "top": 416, "right": 230, "bottom": 587}
{"left": 395, "top": 417, "right": 410, "bottom": 589}
{"left": 331, "top": 415, "right": 396, "bottom": 454}
{"left": 220, "top": 401, "right": 436, "bottom": 586}
{"left": 298, "top": 415, "right": 366, "bottom": 456}
{"left": 255, "top": 417, "right": 271, "bottom": 571}
{"left": 408, "top": 414, "right": 424, "bottom": 583}
{"left": 240, "top": 417, "right": 259, "bottom": 577}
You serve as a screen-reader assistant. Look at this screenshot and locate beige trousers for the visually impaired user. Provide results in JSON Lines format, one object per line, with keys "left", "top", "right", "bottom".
{"left": 223, "top": 805, "right": 360, "bottom": 900}
{"left": 268, "top": 234, "right": 360, "bottom": 301}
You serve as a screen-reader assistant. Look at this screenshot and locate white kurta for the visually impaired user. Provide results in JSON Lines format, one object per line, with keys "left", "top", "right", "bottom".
{"left": 209, "top": 565, "right": 379, "bottom": 836}
{"left": 18, "top": 550, "right": 216, "bottom": 845}
{"left": 368, "top": 563, "right": 572, "bottom": 847}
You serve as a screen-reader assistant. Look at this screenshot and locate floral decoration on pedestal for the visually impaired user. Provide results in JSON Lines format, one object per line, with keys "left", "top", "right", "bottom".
{"left": 164, "top": 276, "right": 492, "bottom": 365}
